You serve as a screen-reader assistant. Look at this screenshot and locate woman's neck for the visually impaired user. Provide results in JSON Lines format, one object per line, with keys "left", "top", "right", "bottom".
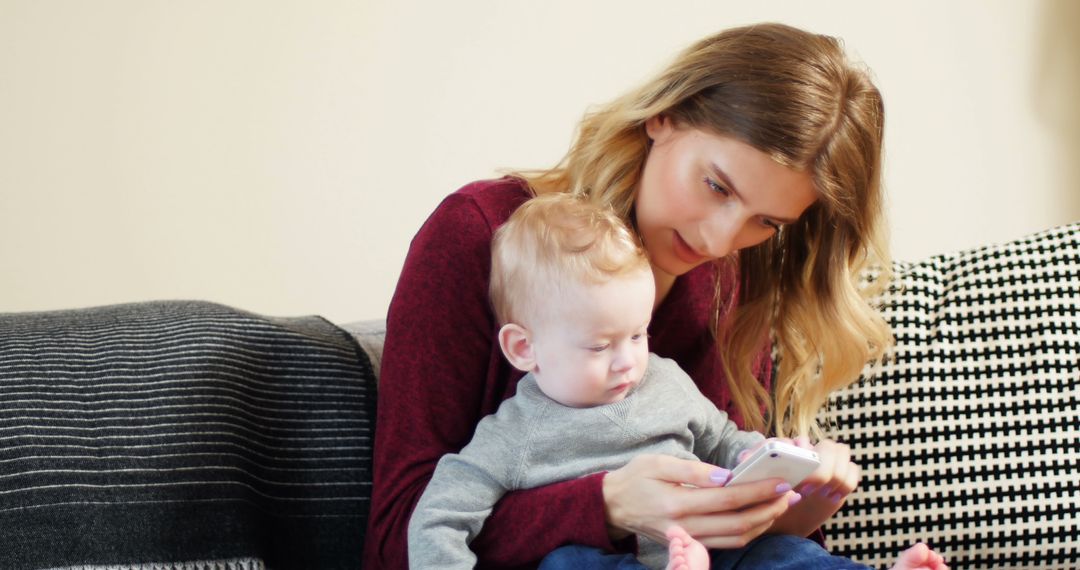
{"left": 652, "top": 266, "right": 677, "bottom": 311}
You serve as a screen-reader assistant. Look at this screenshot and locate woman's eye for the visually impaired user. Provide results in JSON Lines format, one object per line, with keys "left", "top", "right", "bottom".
{"left": 761, "top": 218, "right": 782, "bottom": 231}
{"left": 704, "top": 177, "right": 730, "bottom": 197}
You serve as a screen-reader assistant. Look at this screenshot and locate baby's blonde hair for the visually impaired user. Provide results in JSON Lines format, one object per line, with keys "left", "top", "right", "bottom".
{"left": 490, "top": 193, "right": 650, "bottom": 326}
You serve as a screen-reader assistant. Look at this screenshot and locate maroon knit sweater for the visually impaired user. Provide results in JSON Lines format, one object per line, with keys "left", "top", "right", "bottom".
{"left": 362, "top": 177, "right": 772, "bottom": 569}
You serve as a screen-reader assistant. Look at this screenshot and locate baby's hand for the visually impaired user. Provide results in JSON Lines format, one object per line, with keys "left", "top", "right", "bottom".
{"left": 766, "top": 437, "right": 860, "bottom": 537}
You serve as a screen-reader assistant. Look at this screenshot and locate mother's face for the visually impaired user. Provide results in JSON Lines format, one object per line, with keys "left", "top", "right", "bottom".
{"left": 634, "top": 116, "right": 818, "bottom": 283}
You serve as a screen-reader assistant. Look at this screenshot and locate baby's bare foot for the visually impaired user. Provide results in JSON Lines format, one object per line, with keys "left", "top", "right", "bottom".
{"left": 665, "top": 525, "right": 709, "bottom": 570}
{"left": 891, "top": 542, "right": 949, "bottom": 570}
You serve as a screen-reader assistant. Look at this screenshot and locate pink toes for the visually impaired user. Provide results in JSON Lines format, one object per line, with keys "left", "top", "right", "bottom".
{"left": 665, "top": 525, "right": 709, "bottom": 570}
{"left": 892, "top": 542, "right": 949, "bottom": 570}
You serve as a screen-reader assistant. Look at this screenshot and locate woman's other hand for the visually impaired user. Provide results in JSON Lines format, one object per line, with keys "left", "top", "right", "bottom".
{"left": 602, "top": 454, "right": 797, "bottom": 549}
{"left": 767, "top": 437, "right": 860, "bottom": 537}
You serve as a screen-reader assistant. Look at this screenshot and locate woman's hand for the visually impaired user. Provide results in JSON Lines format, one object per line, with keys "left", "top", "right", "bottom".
{"left": 602, "top": 454, "right": 798, "bottom": 549}
{"left": 767, "top": 437, "right": 860, "bottom": 537}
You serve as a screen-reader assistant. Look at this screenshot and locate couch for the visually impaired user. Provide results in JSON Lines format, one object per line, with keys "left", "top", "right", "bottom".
{"left": 0, "top": 222, "right": 1075, "bottom": 569}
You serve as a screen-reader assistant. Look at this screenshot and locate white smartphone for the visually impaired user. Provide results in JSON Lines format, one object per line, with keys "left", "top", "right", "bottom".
{"left": 725, "top": 441, "right": 820, "bottom": 487}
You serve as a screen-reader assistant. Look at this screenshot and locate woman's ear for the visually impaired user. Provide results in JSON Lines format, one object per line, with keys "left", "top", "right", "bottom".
{"left": 645, "top": 114, "right": 674, "bottom": 143}
{"left": 497, "top": 323, "right": 537, "bottom": 373}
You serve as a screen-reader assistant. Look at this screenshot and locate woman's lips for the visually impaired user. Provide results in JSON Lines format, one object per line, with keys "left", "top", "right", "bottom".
{"left": 672, "top": 232, "right": 707, "bottom": 265}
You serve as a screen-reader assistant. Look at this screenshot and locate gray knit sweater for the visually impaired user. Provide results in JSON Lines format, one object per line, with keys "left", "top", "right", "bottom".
{"left": 407, "top": 354, "right": 765, "bottom": 569}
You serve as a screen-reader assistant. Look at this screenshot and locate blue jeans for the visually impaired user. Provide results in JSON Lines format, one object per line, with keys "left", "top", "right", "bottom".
{"left": 538, "top": 535, "right": 872, "bottom": 569}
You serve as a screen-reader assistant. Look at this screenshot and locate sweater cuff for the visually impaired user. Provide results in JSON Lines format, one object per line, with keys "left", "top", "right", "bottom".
{"left": 584, "top": 471, "right": 634, "bottom": 554}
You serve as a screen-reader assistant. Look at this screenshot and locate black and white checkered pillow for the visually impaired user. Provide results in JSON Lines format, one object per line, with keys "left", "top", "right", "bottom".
{"left": 821, "top": 223, "right": 1079, "bottom": 569}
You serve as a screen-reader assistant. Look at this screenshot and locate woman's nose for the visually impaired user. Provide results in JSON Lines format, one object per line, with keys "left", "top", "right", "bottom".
{"left": 701, "top": 213, "right": 740, "bottom": 259}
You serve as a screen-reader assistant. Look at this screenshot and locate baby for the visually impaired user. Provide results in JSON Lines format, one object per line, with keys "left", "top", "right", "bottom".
{"left": 407, "top": 193, "right": 947, "bottom": 570}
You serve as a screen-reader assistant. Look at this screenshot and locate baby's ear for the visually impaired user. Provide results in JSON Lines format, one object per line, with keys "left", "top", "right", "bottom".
{"left": 497, "top": 323, "right": 536, "bottom": 373}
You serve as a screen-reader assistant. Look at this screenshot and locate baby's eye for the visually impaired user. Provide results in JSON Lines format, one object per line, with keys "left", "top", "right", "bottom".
{"left": 704, "top": 177, "right": 731, "bottom": 197}
{"left": 631, "top": 333, "right": 644, "bottom": 341}
{"left": 588, "top": 344, "right": 609, "bottom": 352}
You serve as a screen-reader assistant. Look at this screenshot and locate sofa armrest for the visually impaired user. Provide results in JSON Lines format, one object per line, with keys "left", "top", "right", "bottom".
{"left": 338, "top": 319, "right": 386, "bottom": 382}
{"left": 0, "top": 301, "right": 377, "bottom": 570}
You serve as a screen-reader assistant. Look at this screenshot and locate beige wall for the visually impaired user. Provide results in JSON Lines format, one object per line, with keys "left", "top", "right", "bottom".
{"left": 2, "top": 0, "right": 1077, "bottom": 323}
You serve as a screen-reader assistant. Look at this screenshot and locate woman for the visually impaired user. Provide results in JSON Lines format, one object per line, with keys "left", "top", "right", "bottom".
{"left": 364, "top": 22, "right": 898, "bottom": 568}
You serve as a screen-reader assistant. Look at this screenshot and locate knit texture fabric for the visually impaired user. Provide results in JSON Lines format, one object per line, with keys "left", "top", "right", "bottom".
{"left": 822, "top": 222, "right": 1079, "bottom": 569}
{"left": 0, "top": 301, "right": 376, "bottom": 570}
{"left": 408, "top": 354, "right": 765, "bottom": 570}
{"left": 46, "top": 558, "right": 265, "bottom": 570}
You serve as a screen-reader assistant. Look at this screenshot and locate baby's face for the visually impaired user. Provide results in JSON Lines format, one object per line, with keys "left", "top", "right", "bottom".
{"left": 528, "top": 268, "right": 654, "bottom": 408}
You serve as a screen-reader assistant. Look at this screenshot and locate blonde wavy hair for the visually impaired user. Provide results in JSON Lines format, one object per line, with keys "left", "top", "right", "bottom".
{"left": 490, "top": 193, "right": 650, "bottom": 327}
{"left": 518, "top": 23, "right": 892, "bottom": 438}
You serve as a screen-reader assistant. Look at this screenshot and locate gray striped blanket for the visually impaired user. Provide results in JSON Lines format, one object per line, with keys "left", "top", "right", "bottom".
{"left": 0, "top": 301, "right": 376, "bottom": 570}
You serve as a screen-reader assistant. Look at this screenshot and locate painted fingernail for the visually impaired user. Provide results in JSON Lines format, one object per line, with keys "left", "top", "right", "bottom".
{"left": 829, "top": 492, "right": 844, "bottom": 503}
{"left": 710, "top": 468, "right": 731, "bottom": 485}
{"left": 775, "top": 483, "right": 792, "bottom": 494}
{"left": 801, "top": 483, "right": 817, "bottom": 495}
{"left": 788, "top": 492, "right": 803, "bottom": 506}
